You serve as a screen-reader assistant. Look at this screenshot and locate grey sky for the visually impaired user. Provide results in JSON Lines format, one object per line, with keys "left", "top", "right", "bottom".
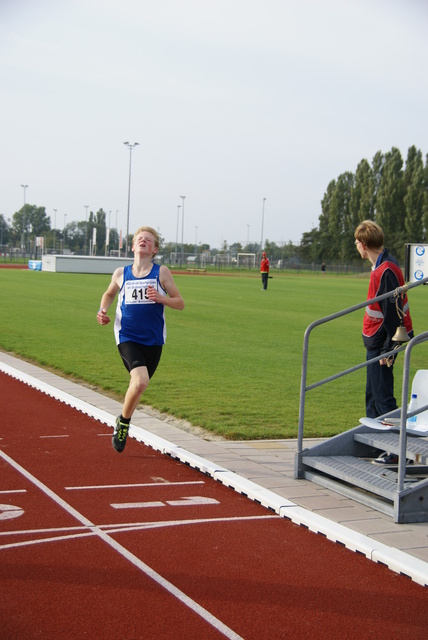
{"left": 1, "top": 0, "right": 427, "bottom": 249}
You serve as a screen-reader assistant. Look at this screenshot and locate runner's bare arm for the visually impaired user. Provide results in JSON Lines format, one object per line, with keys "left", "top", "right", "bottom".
{"left": 146, "top": 265, "right": 184, "bottom": 310}
{"left": 96, "top": 267, "right": 124, "bottom": 325}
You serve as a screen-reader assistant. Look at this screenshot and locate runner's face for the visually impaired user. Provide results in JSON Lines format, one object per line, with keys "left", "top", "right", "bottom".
{"left": 133, "top": 232, "right": 157, "bottom": 255}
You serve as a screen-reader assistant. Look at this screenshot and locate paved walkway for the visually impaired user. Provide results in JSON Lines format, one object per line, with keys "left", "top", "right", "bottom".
{"left": 2, "top": 351, "right": 428, "bottom": 587}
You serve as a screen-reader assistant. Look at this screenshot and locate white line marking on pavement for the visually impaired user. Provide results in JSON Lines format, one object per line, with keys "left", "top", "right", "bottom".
{"left": 0, "top": 489, "right": 27, "bottom": 495}
{"left": 0, "top": 448, "right": 245, "bottom": 640}
{"left": 65, "top": 480, "right": 205, "bottom": 490}
{"left": 0, "top": 504, "right": 24, "bottom": 520}
{"left": 111, "top": 496, "right": 220, "bottom": 509}
{"left": 0, "top": 515, "right": 277, "bottom": 549}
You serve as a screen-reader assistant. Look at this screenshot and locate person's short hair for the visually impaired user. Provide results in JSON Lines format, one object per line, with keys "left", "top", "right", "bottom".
{"left": 354, "top": 220, "right": 384, "bottom": 249}
{"left": 132, "top": 226, "right": 160, "bottom": 250}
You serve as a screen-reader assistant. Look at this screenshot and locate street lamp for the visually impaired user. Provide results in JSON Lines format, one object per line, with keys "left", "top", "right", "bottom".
{"left": 84, "top": 205, "right": 89, "bottom": 255}
{"left": 124, "top": 142, "right": 139, "bottom": 257}
{"left": 175, "top": 204, "right": 181, "bottom": 263}
{"left": 53, "top": 209, "right": 57, "bottom": 253}
{"left": 260, "top": 197, "right": 266, "bottom": 254}
{"left": 64, "top": 214, "right": 67, "bottom": 253}
{"left": 21, "top": 184, "right": 28, "bottom": 252}
{"left": 180, "top": 195, "right": 185, "bottom": 265}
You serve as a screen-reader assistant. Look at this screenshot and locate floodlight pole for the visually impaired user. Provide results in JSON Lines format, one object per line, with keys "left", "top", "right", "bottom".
{"left": 124, "top": 142, "right": 139, "bottom": 257}
{"left": 53, "top": 209, "right": 57, "bottom": 252}
{"left": 180, "top": 195, "right": 185, "bottom": 265}
{"left": 21, "top": 184, "right": 28, "bottom": 252}
{"left": 176, "top": 204, "right": 181, "bottom": 262}
{"left": 260, "top": 197, "right": 266, "bottom": 254}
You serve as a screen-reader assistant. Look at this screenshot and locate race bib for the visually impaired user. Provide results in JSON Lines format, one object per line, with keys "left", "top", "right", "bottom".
{"left": 124, "top": 278, "right": 157, "bottom": 305}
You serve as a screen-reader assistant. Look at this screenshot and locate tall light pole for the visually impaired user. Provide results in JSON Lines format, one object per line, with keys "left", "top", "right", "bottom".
{"left": 175, "top": 204, "right": 181, "bottom": 263}
{"left": 124, "top": 141, "right": 139, "bottom": 257}
{"left": 84, "top": 205, "right": 89, "bottom": 255}
{"left": 180, "top": 195, "right": 185, "bottom": 265}
{"left": 53, "top": 209, "right": 57, "bottom": 253}
{"left": 21, "top": 184, "right": 28, "bottom": 252}
{"left": 260, "top": 197, "right": 266, "bottom": 254}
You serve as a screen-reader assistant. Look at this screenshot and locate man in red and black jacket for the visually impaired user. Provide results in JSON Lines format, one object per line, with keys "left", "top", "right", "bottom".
{"left": 354, "top": 220, "right": 413, "bottom": 419}
{"left": 260, "top": 251, "right": 270, "bottom": 290}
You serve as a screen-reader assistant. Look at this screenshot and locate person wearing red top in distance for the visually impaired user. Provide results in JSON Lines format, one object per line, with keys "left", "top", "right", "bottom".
{"left": 354, "top": 220, "right": 414, "bottom": 466}
{"left": 260, "top": 251, "right": 270, "bottom": 290}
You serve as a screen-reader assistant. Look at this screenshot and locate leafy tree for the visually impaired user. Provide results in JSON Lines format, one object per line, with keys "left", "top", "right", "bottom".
{"left": 0, "top": 214, "right": 10, "bottom": 246}
{"left": 375, "top": 147, "right": 405, "bottom": 259}
{"left": 404, "top": 146, "right": 424, "bottom": 242}
{"left": 350, "top": 158, "right": 375, "bottom": 226}
{"left": 324, "top": 172, "right": 354, "bottom": 262}
{"left": 229, "top": 242, "right": 243, "bottom": 256}
{"left": 12, "top": 205, "right": 51, "bottom": 238}
{"left": 319, "top": 179, "right": 336, "bottom": 261}
{"left": 299, "top": 227, "right": 321, "bottom": 263}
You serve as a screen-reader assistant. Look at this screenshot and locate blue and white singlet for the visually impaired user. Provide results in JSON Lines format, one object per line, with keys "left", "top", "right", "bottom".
{"left": 114, "top": 263, "right": 167, "bottom": 346}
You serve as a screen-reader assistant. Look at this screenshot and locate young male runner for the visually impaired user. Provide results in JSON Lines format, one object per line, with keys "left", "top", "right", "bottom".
{"left": 96, "top": 226, "right": 184, "bottom": 452}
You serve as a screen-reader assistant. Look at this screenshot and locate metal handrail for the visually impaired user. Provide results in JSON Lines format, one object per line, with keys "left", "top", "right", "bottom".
{"left": 297, "top": 276, "right": 428, "bottom": 457}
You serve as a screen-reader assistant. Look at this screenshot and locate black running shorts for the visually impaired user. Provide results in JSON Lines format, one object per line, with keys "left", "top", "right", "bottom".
{"left": 118, "top": 341, "right": 163, "bottom": 379}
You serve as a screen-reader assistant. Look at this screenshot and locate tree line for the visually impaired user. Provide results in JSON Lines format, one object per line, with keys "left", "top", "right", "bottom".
{"left": 299, "top": 145, "right": 428, "bottom": 265}
{"left": 1, "top": 145, "right": 426, "bottom": 264}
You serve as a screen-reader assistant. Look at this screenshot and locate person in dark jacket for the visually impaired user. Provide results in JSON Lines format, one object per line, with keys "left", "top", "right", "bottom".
{"left": 354, "top": 220, "right": 413, "bottom": 421}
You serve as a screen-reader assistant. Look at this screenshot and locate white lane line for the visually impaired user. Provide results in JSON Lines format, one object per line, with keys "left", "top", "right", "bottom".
{"left": 0, "top": 489, "right": 27, "bottom": 495}
{"left": 111, "top": 496, "right": 221, "bottom": 510}
{"left": 0, "top": 448, "right": 244, "bottom": 640}
{"left": 0, "top": 515, "right": 277, "bottom": 550}
{"left": 0, "top": 525, "right": 88, "bottom": 537}
{"left": 112, "top": 501, "right": 165, "bottom": 509}
{"left": 40, "top": 435, "right": 69, "bottom": 439}
{"left": 65, "top": 480, "right": 205, "bottom": 490}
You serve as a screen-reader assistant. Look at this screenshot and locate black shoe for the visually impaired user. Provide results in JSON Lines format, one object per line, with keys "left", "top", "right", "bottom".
{"left": 372, "top": 452, "right": 412, "bottom": 467}
{"left": 112, "top": 416, "right": 129, "bottom": 453}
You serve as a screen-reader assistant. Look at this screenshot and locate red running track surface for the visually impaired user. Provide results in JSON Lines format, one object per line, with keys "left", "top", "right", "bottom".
{"left": 1, "top": 372, "right": 427, "bottom": 639}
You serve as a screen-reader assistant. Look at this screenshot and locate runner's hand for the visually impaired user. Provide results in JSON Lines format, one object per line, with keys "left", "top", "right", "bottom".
{"left": 97, "top": 308, "right": 110, "bottom": 325}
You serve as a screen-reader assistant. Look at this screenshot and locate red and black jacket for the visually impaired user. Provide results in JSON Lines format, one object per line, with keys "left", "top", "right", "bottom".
{"left": 363, "top": 249, "right": 413, "bottom": 353}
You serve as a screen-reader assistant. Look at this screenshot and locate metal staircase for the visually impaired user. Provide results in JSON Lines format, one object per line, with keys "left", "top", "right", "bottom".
{"left": 294, "top": 277, "right": 428, "bottom": 523}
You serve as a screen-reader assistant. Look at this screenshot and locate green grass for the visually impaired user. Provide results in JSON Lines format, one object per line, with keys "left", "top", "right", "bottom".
{"left": 1, "top": 268, "right": 427, "bottom": 440}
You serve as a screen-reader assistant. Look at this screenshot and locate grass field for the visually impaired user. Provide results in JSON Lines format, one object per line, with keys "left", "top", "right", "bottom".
{"left": 1, "top": 268, "right": 427, "bottom": 440}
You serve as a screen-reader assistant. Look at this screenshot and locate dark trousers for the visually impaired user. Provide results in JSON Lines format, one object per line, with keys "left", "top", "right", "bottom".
{"left": 261, "top": 273, "right": 268, "bottom": 290}
{"left": 365, "top": 348, "right": 397, "bottom": 418}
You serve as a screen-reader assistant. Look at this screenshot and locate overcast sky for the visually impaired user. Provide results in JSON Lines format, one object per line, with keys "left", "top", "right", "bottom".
{"left": 1, "top": 0, "right": 427, "bottom": 249}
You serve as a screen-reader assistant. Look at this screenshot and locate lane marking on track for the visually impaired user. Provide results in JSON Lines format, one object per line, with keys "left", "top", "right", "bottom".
{"left": 65, "top": 480, "right": 205, "bottom": 490}
{"left": 111, "top": 496, "right": 220, "bottom": 509}
{"left": 40, "top": 435, "right": 69, "bottom": 439}
{"left": 0, "top": 489, "right": 27, "bottom": 495}
{"left": 0, "top": 504, "right": 24, "bottom": 520}
{"left": 0, "top": 515, "right": 278, "bottom": 550}
{"left": 0, "top": 447, "right": 245, "bottom": 640}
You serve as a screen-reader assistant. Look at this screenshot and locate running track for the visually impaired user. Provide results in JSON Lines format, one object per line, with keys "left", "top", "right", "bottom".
{"left": 1, "top": 371, "right": 428, "bottom": 639}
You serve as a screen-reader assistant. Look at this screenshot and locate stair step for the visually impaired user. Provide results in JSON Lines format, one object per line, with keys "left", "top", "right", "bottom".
{"left": 355, "top": 432, "right": 428, "bottom": 463}
{"left": 301, "top": 455, "right": 416, "bottom": 500}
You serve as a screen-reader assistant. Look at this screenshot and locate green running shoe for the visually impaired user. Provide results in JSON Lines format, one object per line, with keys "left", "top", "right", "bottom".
{"left": 112, "top": 416, "right": 129, "bottom": 453}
